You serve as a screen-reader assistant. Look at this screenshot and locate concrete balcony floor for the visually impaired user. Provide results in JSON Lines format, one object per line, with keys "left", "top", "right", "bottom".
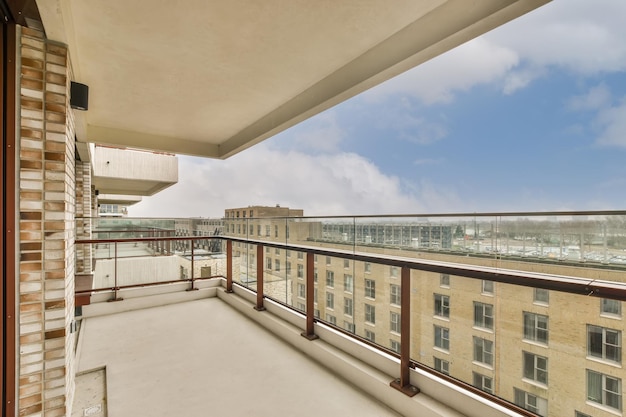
{"left": 73, "top": 296, "right": 402, "bottom": 417}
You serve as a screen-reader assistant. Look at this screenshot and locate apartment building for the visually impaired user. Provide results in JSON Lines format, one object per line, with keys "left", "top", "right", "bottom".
{"left": 225, "top": 206, "right": 625, "bottom": 417}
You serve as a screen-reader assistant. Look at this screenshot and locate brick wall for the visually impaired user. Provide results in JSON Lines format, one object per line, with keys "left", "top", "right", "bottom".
{"left": 18, "top": 26, "right": 76, "bottom": 417}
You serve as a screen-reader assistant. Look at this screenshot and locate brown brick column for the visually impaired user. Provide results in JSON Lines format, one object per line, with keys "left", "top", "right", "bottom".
{"left": 18, "top": 27, "right": 76, "bottom": 417}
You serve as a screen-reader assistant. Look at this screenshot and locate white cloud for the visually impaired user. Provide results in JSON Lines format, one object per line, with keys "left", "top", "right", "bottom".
{"left": 567, "top": 83, "right": 612, "bottom": 111}
{"left": 129, "top": 146, "right": 466, "bottom": 218}
{"left": 595, "top": 98, "right": 626, "bottom": 148}
{"left": 285, "top": 111, "right": 345, "bottom": 153}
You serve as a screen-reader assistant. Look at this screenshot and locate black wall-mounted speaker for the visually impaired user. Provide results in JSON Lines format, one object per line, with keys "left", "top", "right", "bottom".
{"left": 70, "top": 81, "right": 89, "bottom": 110}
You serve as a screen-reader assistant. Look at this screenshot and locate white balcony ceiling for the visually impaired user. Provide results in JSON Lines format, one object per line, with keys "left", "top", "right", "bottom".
{"left": 37, "top": 0, "right": 549, "bottom": 159}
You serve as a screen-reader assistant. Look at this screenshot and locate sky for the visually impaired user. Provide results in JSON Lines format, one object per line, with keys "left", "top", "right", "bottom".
{"left": 130, "top": 0, "right": 626, "bottom": 218}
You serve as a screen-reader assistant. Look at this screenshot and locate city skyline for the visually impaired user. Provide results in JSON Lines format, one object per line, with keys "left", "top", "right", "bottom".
{"left": 130, "top": 0, "right": 626, "bottom": 218}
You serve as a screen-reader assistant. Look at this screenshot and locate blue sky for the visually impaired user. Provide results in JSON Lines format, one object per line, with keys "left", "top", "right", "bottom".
{"left": 131, "top": 0, "right": 626, "bottom": 218}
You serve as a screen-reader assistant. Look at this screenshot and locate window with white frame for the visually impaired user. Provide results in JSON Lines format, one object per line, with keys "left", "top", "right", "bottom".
{"left": 472, "top": 372, "right": 493, "bottom": 394}
{"left": 474, "top": 302, "right": 494, "bottom": 330}
{"left": 257, "top": 225, "right": 262, "bottom": 236}
{"left": 365, "top": 304, "right": 376, "bottom": 324}
{"left": 297, "top": 283, "right": 305, "bottom": 299}
{"left": 587, "top": 325, "right": 621, "bottom": 364}
{"left": 482, "top": 280, "right": 494, "bottom": 294}
{"left": 275, "top": 248, "right": 280, "bottom": 255}
{"left": 297, "top": 251, "right": 303, "bottom": 260}
{"left": 514, "top": 388, "right": 547, "bottom": 417}
{"left": 390, "top": 312, "right": 400, "bottom": 333}
{"left": 390, "top": 340, "right": 401, "bottom": 354}
{"left": 365, "top": 329, "right": 375, "bottom": 343}
{"left": 285, "top": 261, "right": 291, "bottom": 276}
{"left": 523, "top": 351, "right": 548, "bottom": 385}
{"left": 364, "top": 262, "right": 371, "bottom": 273}
{"left": 434, "top": 357, "right": 449, "bottom": 375}
{"left": 365, "top": 279, "right": 375, "bottom": 299}
{"left": 344, "top": 259, "right": 350, "bottom": 269}
{"left": 344, "top": 274, "right": 354, "bottom": 293}
{"left": 344, "top": 297, "right": 353, "bottom": 316}
{"left": 390, "top": 284, "right": 401, "bottom": 305}
{"left": 297, "top": 264, "right": 304, "bottom": 279}
{"left": 314, "top": 309, "right": 320, "bottom": 318}
{"left": 314, "top": 267, "right": 318, "bottom": 283}
{"left": 274, "top": 259, "right": 280, "bottom": 271}
{"left": 265, "top": 225, "right": 270, "bottom": 237}
{"left": 314, "top": 288, "right": 317, "bottom": 303}
{"left": 326, "top": 256, "right": 331, "bottom": 265}
{"left": 434, "top": 294, "right": 450, "bottom": 318}
{"left": 434, "top": 326, "right": 449, "bottom": 351}
{"left": 523, "top": 312, "right": 549, "bottom": 344}
{"left": 440, "top": 273, "right": 450, "bottom": 287}
{"left": 601, "top": 298, "right": 621, "bottom": 317}
{"left": 326, "top": 292, "right": 334, "bottom": 309}
{"left": 344, "top": 321, "right": 355, "bottom": 333}
{"left": 326, "top": 271, "right": 334, "bottom": 287}
{"left": 326, "top": 314, "right": 336, "bottom": 325}
{"left": 390, "top": 266, "right": 398, "bottom": 278}
{"left": 266, "top": 257, "right": 272, "bottom": 270}
{"left": 587, "top": 370, "right": 622, "bottom": 411}
{"left": 534, "top": 288, "right": 549, "bottom": 305}
{"left": 473, "top": 337, "right": 493, "bottom": 366}
{"left": 297, "top": 302, "right": 305, "bottom": 311}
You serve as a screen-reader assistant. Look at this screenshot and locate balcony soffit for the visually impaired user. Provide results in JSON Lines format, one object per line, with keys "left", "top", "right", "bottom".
{"left": 36, "top": 0, "right": 550, "bottom": 159}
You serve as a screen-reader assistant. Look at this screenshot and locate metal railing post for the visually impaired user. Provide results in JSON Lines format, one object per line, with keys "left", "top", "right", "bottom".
{"left": 254, "top": 244, "right": 265, "bottom": 311}
{"left": 109, "top": 241, "right": 123, "bottom": 302}
{"left": 390, "top": 266, "right": 418, "bottom": 396}
{"left": 226, "top": 240, "right": 233, "bottom": 293}
{"left": 301, "top": 252, "right": 319, "bottom": 340}
{"left": 187, "top": 239, "right": 198, "bottom": 291}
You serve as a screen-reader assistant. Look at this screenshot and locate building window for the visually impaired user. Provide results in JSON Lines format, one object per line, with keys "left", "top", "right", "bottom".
{"left": 434, "top": 357, "right": 449, "bottom": 375}
{"left": 434, "top": 294, "right": 450, "bottom": 318}
{"left": 474, "top": 302, "right": 494, "bottom": 330}
{"left": 297, "top": 283, "right": 305, "bottom": 299}
{"left": 365, "top": 330, "right": 375, "bottom": 343}
{"left": 265, "top": 225, "right": 270, "bottom": 237}
{"left": 326, "top": 256, "right": 332, "bottom": 265}
{"left": 587, "top": 370, "right": 622, "bottom": 411}
{"left": 587, "top": 325, "right": 621, "bottom": 363}
{"left": 297, "top": 251, "right": 303, "bottom": 260}
{"left": 257, "top": 225, "right": 261, "bottom": 236}
{"left": 266, "top": 246, "right": 270, "bottom": 253}
{"left": 534, "top": 288, "right": 549, "bottom": 305}
{"left": 314, "top": 288, "right": 317, "bottom": 303}
{"left": 523, "top": 351, "right": 548, "bottom": 385}
{"left": 482, "top": 280, "right": 494, "bottom": 294}
{"left": 365, "top": 304, "right": 376, "bottom": 324}
{"left": 286, "top": 250, "right": 291, "bottom": 258}
{"left": 434, "top": 326, "right": 449, "bottom": 351}
{"left": 297, "top": 264, "right": 304, "bottom": 279}
{"left": 266, "top": 257, "right": 272, "bottom": 270}
{"left": 344, "top": 321, "right": 355, "bottom": 333}
{"left": 390, "top": 266, "right": 398, "bottom": 278}
{"left": 314, "top": 309, "right": 320, "bottom": 318}
{"left": 326, "top": 314, "right": 336, "bottom": 325}
{"left": 314, "top": 267, "right": 318, "bottom": 283}
{"left": 601, "top": 299, "right": 622, "bottom": 317}
{"left": 473, "top": 337, "right": 493, "bottom": 366}
{"left": 249, "top": 225, "right": 254, "bottom": 235}
{"left": 390, "top": 284, "right": 400, "bottom": 305}
{"left": 344, "top": 298, "right": 353, "bottom": 316}
{"left": 390, "top": 340, "right": 401, "bottom": 354}
{"left": 365, "top": 279, "right": 376, "bottom": 299}
{"left": 249, "top": 210, "right": 253, "bottom": 218}
{"left": 297, "top": 302, "right": 305, "bottom": 311}
{"left": 344, "top": 259, "right": 350, "bottom": 269}
{"left": 326, "top": 292, "right": 334, "bottom": 309}
{"left": 364, "top": 262, "right": 371, "bottom": 273}
{"left": 274, "top": 225, "right": 278, "bottom": 237}
{"left": 326, "top": 271, "right": 334, "bottom": 288}
{"left": 274, "top": 259, "right": 280, "bottom": 271}
{"left": 440, "top": 273, "right": 450, "bottom": 287}
{"left": 275, "top": 248, "right": 280, "bottom": 255}
{"left": 344, "top": 274, "right": 354, "bottom": 293}
{"left": 523, "top": 312, "right": 549, "bottom": 344}
{"left": 473, "top": 372, "right": 493, "bottom": 394}
{"left": 285, "top": 261, "right": 291, "bottom": 276}
{"left": 514, "top": 388, "right": 547, "bottom": 417}
{"left": 390, "top": 312, "right": 401, "bottom": 333}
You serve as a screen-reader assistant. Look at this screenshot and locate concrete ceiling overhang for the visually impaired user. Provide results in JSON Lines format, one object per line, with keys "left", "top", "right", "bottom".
{"left": 36, "top": 0, "right": 550, "bottom": 159}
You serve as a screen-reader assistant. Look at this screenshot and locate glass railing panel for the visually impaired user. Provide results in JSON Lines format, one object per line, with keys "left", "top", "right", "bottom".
{"left": 233, "top": 242, "right": 257, "bottom": 290}
{"left": 409, "top": 271, "right": 626, "bottom": 417}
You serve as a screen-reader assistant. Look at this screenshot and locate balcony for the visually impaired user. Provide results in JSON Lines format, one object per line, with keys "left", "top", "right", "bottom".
{"left": 92, "top": 146, "right": 178, "bottom": 196}
{"left": 74, "top": 212, "right": 626, "bottom": 417}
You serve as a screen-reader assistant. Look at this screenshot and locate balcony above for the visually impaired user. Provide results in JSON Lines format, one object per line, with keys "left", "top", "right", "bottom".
{"left": 97, "top": 194, "right": 142, "bottom": 206}
{"left": 92, "top": 146, "right": 178, "bottom": 196}
{"left": 36, "top": 0, "right": 550, "bottom": 159}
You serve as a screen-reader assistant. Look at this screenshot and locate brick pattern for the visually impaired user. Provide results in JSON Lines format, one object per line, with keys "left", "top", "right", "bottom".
{"left": 18, "top": 27, "right": 76, "bottom": 417}
{"left": 75, "top": 161, "right": 92, "bottom": 274}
